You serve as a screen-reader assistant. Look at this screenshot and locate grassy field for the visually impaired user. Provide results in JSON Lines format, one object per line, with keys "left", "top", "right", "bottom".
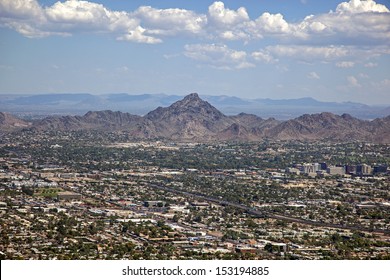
{"left": 33, "top": 188, "right": 62, "bottom": 198}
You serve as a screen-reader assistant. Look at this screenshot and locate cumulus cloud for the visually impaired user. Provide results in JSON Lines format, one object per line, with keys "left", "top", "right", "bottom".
{"left": 206, "top": 0, "right": 386, "bottom": 43}
{"left": 206, "top": 2, "right": 252, "bottom": 41}
{"left": 0, "top": 0, "right": 147, "bottom": 40}
{"left": 208, "top": 1, "right": 249, "bottom": 26}
{"left": 184, "top": 44, "right": 254, "bottom": 70}
{"left": 263, "top": 0, "right": 390, "bottom": 44}
{"left": 45, "top": 1, "right": 109, "bottom": 24}
{"left": 336, "top": 0, "right": 389, "bottom": 13}
{"left": 297, "top": 0, "right": 390, "bottom": 43}
{"left": 1, "top": 0, "right": 390, "bottom": 80}
{"left": 0, "top": 0, "right": 43, "bottom": 19}
{"left": 0, "top": 0, "right": 55, "bottom": 37}
{"left": 134, "top": 6, "right": 207, "bottom": 36}
{"left": 254, "top": 12, "right": 290, "bottom": 34}
{"left": 0, "top": 0, "right": 389, "bottom": 57}
{"left": 44, "top": 0, "right": 143, "bottom": 37}
{"left": 0, "top": 0, "right": 390, "bottom": 68}
{"left": 117, "top": 26, "right": 162, "bottom": 44}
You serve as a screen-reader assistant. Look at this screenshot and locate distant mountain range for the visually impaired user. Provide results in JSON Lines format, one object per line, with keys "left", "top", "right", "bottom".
{"left": 1, "top": 93, "right": 389, "bottom": 143}
{"left": 0, "top": 93, "right": 388, "bottom": 120}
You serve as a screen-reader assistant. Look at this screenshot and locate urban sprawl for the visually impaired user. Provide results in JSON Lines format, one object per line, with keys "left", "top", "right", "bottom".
{"left": 1, "top": 131, "right": 389, "bottom": 260}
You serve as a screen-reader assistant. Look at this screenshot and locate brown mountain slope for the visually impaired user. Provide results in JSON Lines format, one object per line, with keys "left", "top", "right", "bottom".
{"left": 369, "top": 116, "right": 390, "bottom": 144}
{"left": 144, "top": 93, "right": 236, "bottom": 140}
{"left": 0, "top": 112, "right": 30, "bottom": 131}
{"left": 229, "top": 113, "right": 280, "bottom": 137}
{"left": 267, "top": 112, "right": 374, "bottom": 141}
{"left": 33, "top": 110, "right": 142, "bottom": 131}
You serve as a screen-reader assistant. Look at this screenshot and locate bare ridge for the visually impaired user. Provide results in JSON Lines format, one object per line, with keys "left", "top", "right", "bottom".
{"left": 1, "top": 93, "right": 389, "bottom": 143}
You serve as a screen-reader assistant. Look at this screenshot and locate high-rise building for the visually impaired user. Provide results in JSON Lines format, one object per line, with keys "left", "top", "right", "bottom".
{"left": 345, "top": 165, "right": 356, "bottom": 175}
{"left": 319, "top": 162, "right": 327, "bottom": 170}
{"left": 373, "top": 165, "right": 388, "bottom": 174}
{"left": 301, "top": 163, "right": 321, "bottom": 174}
{"left": 327, "top": 166, "right": 345, "bottom": 176}
{"left": 356, "top": 164, "right": 372, "bottom": 175}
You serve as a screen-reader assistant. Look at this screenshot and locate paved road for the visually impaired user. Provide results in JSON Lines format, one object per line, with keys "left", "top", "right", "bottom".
{"left": 149, "top": 184, "right": 390, "bottom": 235}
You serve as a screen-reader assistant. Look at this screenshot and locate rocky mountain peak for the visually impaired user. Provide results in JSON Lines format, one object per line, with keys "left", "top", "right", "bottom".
{"left": 172, "top": 92, "right": 209, "bottom": 108}
{"left": 183, "top": 92, "right": 200, "bottom": 101}
{"left": 146, "top": 93, "right": 226, "bottom": 122}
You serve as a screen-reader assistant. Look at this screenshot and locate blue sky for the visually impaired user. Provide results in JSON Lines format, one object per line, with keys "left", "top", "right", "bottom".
{"left": 0, "top": 0, "right": 389, "bottom": 105}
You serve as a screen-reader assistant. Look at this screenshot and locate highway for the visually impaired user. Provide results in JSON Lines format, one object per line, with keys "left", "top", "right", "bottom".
{"left": 148, "top": 183, "right": 390, "bottom": 235}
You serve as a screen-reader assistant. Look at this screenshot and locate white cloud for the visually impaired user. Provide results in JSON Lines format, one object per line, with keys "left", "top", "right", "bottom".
{"left": 364, "top": 62, "right": 378, "bottom": 67}
{"left": 236, "top": 12, "right": 292, "bottom": 41}
{"left": 184, "top": 44, "right": 254, "bottom": 70}
{"left": 206, "top": 2, "right": 252, "bottom": 41}
{"left": 0, "top": 0, "right": 59, "bottom": 37}
{"left": 254, "top": 12, "right": 290, "bottom": 33}
{"left": 266, "top": 45, "right": 349, "bottom": 61}
{"left": 336, "top": 0, "right": 389, "bottom": 14}
{"left": 347, "top": 75, "right": 362, "bottom": 87}
{"left": 236, "top": 62, "right": 256, "bottom": 69}
{"left": 251, "top": 50, "right": 277, "bottom": 63}
{"left": 247, "top": 0, "right": 390, "bottom": 45}
{"left": 43, "top": 0, "right": 143, "bottom": 38}
{"left": 208, "top": 2, "right": 249, "bottom": 26}
{"left": 45, "top": 1, "right": 108, "bottom": 24}
{"left": 0, "top": 0, "right": 159, "bottom": 42}
{"left": 4, "top": 21, "right": 63, "bottom": 38}
{"left": 308, "top": 72, "right": 320, "bottom": 79}
{"left": 256, "top": 44, "right": 389, "bottom": 64}
{"left": 117, "top": 26, "right": 162, "bottom": 44}
{"left": 219, "top": 30, "right": 249, "bottom": 41}
{"left": 134, "top": 6, "right": 207, "bottom": 36}
{"left": 0, "top": 0, "right": 389, "bottom": 54}
{"left": 336, "top": 61, "right": 355, "bottom": 68}
{"left": 298, "top": 1, "right": 390, "bottom": 44}
{"left": 308, "top": 21, "right": 327, "bottom": 33}
{"left": 0, "top": 0, "right": 43, "bottom": 19}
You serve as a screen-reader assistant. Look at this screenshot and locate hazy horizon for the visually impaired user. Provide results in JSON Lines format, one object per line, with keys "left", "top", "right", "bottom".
{"left": 0, "top": 92, "right": 389, "bottom": 107}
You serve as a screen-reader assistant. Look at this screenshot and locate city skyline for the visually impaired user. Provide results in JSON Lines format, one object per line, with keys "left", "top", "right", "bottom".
{"left": 0, "top": 0, "right": 390, "bottom": 105}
